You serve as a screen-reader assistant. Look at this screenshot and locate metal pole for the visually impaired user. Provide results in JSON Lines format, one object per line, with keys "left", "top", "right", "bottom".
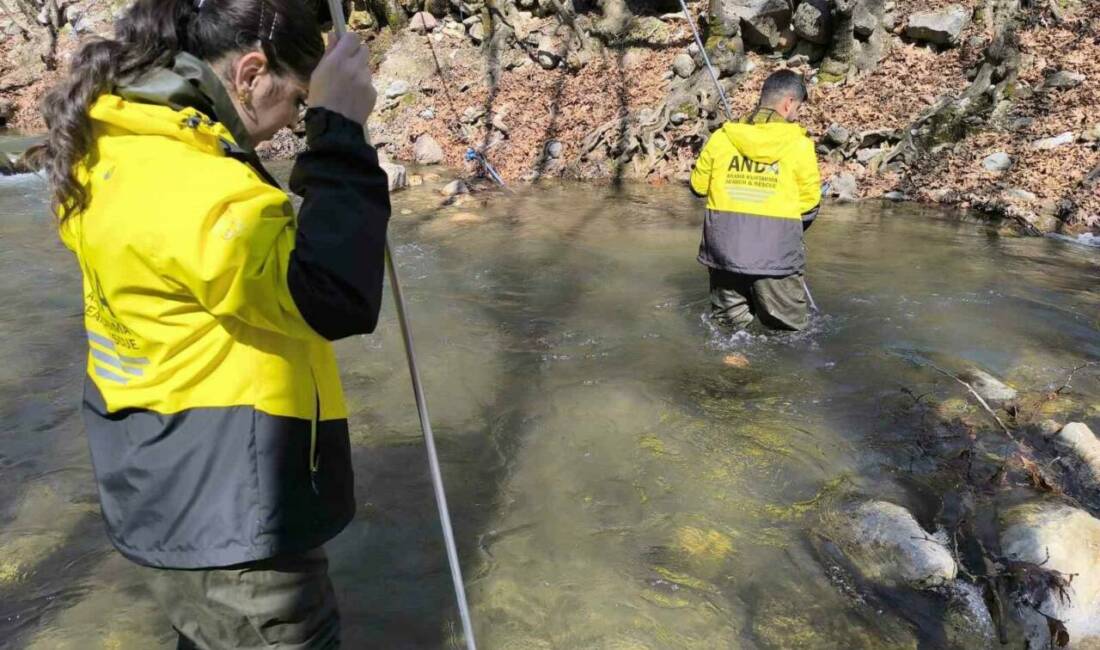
{"left": 324, "top": 3, "right": 478, "bottom": 648}
{"left": 676, "top": 0, "right": 733, "bottom": 122}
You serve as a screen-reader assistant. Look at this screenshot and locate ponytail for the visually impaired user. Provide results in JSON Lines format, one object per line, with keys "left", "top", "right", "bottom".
{"left": 37, "top": 0, "right": 324, "bottom": 222}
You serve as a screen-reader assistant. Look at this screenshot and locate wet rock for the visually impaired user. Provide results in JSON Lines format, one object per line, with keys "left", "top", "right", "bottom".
{"left": 1053, "top": 422, "right": 1100, "bottom": 483}
{"left": 408, "top": 174, "right": 424, "bottom": 187}
{"left": 384, "top": 80, "right": 411, "bottom": 99}
{"left": 413, "top": 134, "right": 445, "bottom": 165}
{"left": 1038, "top": 419, "right": 1063, "bottom": 437}
{"left": 441, "top": 179, "right": 469, "bottom": 197}
{"left": 1031, "top": 132, "right": 1075, "bottom": 150}
{"left": 831, "top": 172, "right": 858, "bottom": 202}
{"left": 825, "top": 500, "right": 957, "bottom": 589}
{"left": 981, "top": 152, "right": 1012, "bottom": 172}
{"left": 792, "top": 0, "right": 831, "bottom": 45}
{"left": 824, "top": 123, "right": 851, "bottom": 147}
{"left": 958, "top": 367, "right": 1016, "bottom": 402}
{"left": 943, "top": 582, "right": 998, "bottom": 650}
{"left": 672, "top": 53, "right": 695, "bottom": 78}
{"left": 1000, "top": 502, "right": 1100, "bottom": 649}
{"left": 906, "top": 5, "right": 971, "bottom": 48}
{"left": 409, "top": 11, "right": 438, "bottom": 33}
{"left": 1044, "top": 70, "right": 1085, "bottom": 90}
{"left": 544, "top": 140, "right": 563, "bottom": 159}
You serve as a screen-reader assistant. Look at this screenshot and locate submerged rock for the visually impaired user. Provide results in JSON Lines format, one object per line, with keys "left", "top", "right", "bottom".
{"left": 958, "top": 367, "right": 1017, "bottom": 402}
{"left": 441, "top": 179, "right": 469, "bottom": 197}
{"left": 906, "top": 5, "right": 971, "bottom": 48}
{"left": 824, "top": 500, "right": 957, "bottom": 590}
{"left": 1000, "top": 502, "right": 1100, "bottom": 649}
{"left": 943, "top": 581, "right": 998, "bottom": 650}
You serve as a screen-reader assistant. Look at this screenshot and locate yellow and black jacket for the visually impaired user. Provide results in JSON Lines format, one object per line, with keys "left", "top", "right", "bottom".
{"left": 60, "top": 54, "right": 390, "bottom": 568}
{"left": 691, "top": 110, "right": 821, "bottom": 276}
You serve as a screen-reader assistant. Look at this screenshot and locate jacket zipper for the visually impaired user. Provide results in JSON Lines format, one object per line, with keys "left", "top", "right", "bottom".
{"left": 309, "top": 367, "right": 320, "bottom": 491}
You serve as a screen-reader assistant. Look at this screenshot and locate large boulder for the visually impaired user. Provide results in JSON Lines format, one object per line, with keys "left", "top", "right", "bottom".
{"left": 712, "top": 0, "right": 792, "bottom": 50}
{"left": 906, "top": 4, "right": 971, "bottom": 48}
{"left": 413, "top": 134, "right": 445, "bottom": 165}
{"left": 823, "top": 500, "right": 958, "bottom": 590}
{"left": 792, "top": 0, "right": 832, "bottom": 45}
{"left": 1000, "top": 502, "right": 1100, "bottom": 649}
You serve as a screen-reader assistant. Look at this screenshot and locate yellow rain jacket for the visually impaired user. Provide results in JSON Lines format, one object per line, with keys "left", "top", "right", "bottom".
{"left": 61, "top": 54, "right": 391, "bottom": 568}
{"left": 691, "top": 111, "right": 821, "bottom": 275}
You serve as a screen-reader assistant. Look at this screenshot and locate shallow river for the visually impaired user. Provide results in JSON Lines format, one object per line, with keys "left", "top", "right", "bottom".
{"left": 1, "top": 157, "right": 1099, "bottom": 648}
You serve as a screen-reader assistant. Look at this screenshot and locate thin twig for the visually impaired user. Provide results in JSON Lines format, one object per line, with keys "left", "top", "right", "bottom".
{"left": 1055, "top": 361, "right": 1098, "bottom": 395}
{"left": 928, "top": 363, "right": 1015, "bottom": 440}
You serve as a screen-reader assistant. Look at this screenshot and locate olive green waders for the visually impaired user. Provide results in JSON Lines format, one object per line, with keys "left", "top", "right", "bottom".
{"left": 142, "top": 548, "right": 340, "bottom": 649}
{"left": 709, "top": 268, "right": 810, "bottom": 331}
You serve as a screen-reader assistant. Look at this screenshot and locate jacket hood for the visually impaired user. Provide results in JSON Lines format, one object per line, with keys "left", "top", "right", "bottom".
{"left": 720, "top": 121, "right": 808, "bottom": 164}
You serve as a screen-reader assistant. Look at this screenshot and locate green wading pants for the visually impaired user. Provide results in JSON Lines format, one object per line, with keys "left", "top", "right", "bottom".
{"left": 142, "top": 548, "right": 340, "bottom": 650}
{"left": 708, "top": 268, "right": 810, "bottom": 332}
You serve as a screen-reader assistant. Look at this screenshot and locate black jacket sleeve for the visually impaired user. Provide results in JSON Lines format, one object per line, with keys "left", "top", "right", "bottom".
{"left": 287, "top": 108, "right": 391, "bottom": 340}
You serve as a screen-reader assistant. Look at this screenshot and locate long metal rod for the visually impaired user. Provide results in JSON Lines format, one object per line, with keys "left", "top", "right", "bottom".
{"left": 676, "top": 0, "right": 733, "bottom": 121}
{"left": 324, "top": 3, "right": 477, "bottom": 648}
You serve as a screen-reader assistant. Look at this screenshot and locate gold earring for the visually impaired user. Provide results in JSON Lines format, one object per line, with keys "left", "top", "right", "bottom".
{"left": 237, "top": 89, "right": 253, "bottom": 107}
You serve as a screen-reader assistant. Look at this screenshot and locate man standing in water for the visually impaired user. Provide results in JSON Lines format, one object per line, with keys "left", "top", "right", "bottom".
{"left": 691, "top": 70, "right": 822, "bottom": 332}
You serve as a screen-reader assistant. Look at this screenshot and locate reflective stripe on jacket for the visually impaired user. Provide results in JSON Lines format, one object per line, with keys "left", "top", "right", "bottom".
{"left": 691, "top": 111, "right": 821, "bottom": 276}
{"left": 60, "top": 55, "right": 390, "bottom": 568}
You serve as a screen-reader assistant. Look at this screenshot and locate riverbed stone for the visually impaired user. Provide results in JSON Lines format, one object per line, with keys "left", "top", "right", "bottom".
{"left": 413, "top": 134, "right": 445, "bottom": 165}
{"left": 381, "top": 161, "right": 408, "bottom": 192}
{"left": 545, "top": 140, "right": 563, "bottom": 159}
{"left": 1044, "top": 70, "right": 1085, "bottom": 90}
{"left": 831, "top": 173, "right": 858, "bottom": 202}
{"left": 957, "top": 367, "right": 1016, "bottom": 402}
{"left": 1031, "top": 132, "right": 1076, "bottom": 150}
{"left": 824, "top": 500, "right": 957, "bottom": 590}
{"left": 672, "top": 53, "right": 695, "bottom": 78}
{"left": 1000, "top": 502, "right": 1100, "bottom": 649}
{"left": 441, "top": 179, "right": 469, "bottom": 197}
{"left": 981, "top": 152, "right": 1012, "bottom": 172}
{"left": 906, "top": 5, "right": 971, "bottom": 48}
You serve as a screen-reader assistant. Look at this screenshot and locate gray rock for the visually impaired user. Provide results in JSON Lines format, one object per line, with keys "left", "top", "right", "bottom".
{"left": 441, "top": 179, "right": 469, "bottom": 197}
{"left": 1004, "top": 188, "right": 1037, "bottom": 202}
{"left": 884, "top": 191, "right": 907, "bottom": 202}
{"left": 408, "top": 11, "right": 439, "bottom": 33}
{"left": 856, "top": 147, "right": 884, "bottom": 164}
{"left": 981, "top": 152, "right": 1012, "bottom": 172}
{"left": 852, "top": 2, "right": 879, "bottom": 40}
{"left": 721, "top": 0, "right": 792, "bottom": 50}
{"left": 461, "top": 106, "right": 486, "bottom": 124}
{"left": 825, "top": 500, "right": 957, "bottom": 589}
{"left": 1000, "top": 502, "right": 1100, "bottom": 649}
{"left": 442, "top": 19, "right": 467, "bottom": 39}
{"left": 381, "top": 161, "right": 408, "bottom": 192}
{"left": 672, "top": 53, "right": 695, "bottom": 78}
{"left": 824, "top": 123, "right": 851, "bottom": 147}
{"left": 1031, "top": 132, "right": 1076, "bottom": 150}
{"left": 1054, "top": 422, "right": 1100, "bottom": 484}
{"left": 469, "top": 21, "right": 487, "bottom": 43}
{"left": 958, "top": 367, "right": 1017, "bottom": 402}
{"left": 536, "top": 35, "right": 561, "bottom": 69}
{"left": 786, "top": 53, "right": 810, "bottom": 68}
{"left": 906, "top": 5, "right": 971, "bottom": 47}
{"left": 669, "top": 112, "right": 689, "bottom": 126}
{"left": 384, "top": 80, "right": 411, "bottom": 99}
{"left": 413, "top": 134, "right": 445, "bottom": 165}
{"left": 545, "top": 140, "right": 563, "bottom": 159}
{"left": 792, "top": 0, "right": 831, "bottom": 45}
{"left": 832, "top": 172, "right": 858, "bottom": 202}
{"left": 943, "top": 582, "right": 998, "bottom": 650}
{"left": 419, "top": 108, "right": 436, "bottom": 120}
{"left": 1044, "top": 70, "right": 1085, "bottom": 90}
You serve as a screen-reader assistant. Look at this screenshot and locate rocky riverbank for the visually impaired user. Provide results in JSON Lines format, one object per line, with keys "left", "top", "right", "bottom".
{"left": 1, "top": 0, "right": 1097, "bottom": 234}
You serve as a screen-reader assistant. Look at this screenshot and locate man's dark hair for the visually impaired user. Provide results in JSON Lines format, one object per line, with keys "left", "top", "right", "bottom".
{"left": 759, "top": 70, "right": 808, "bottom": 107}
